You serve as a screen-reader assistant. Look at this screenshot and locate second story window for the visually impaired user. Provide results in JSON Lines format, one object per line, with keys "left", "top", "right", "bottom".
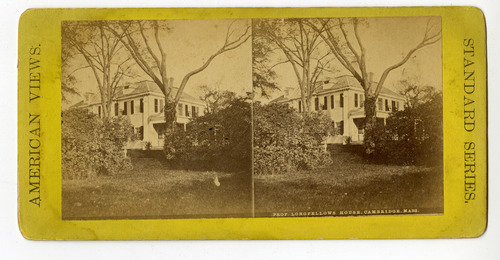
{"left": 340, "top": 94, "right": 344, "bottom": 108}
{"left": 139, "top": 99, "right": 144, "bottom": 113}
{"left": 385, "top": 99, "right": 390, "bottom": 111}
{"left": 323, "top": 96, "right": 328, "bottom": 110}
{"left": 298, "top": 100, "right": 302, "bottom": 113}
{"left": 123, "top": 101, "right": 127, "bottom": 115}
{"left": 154, "top": 99, "right": 158, "bottom": 113}
{"left": 114, "top": 103, "right": 118, "bottom": 116}
{"left": 392, "top": 100, "right": 397, "bottom": 112}
{"left": 315, "top": 97, "right": 319, "bottom": 111}
{"left": 185, "top": 104, "right": 190, "bottom": 117}
{"left": 331, "top": 95, "right": 334, "bottom": 109}
{"left": 131, "top": 100, "right": 134, "bottom": 115}
{"left": 354, "top": 93, "right": 359, "bottom": 107}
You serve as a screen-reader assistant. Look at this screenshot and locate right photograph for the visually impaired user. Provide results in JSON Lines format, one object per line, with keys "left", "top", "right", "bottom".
{"left": 252, "top": 17, "right": 444, "bottom": 217}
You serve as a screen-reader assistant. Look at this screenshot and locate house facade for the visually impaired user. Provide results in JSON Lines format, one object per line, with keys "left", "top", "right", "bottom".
{"left": 72, "top": 80, "right": 205, "bottom": 149}
{"left": 272, "top": 75, "right": 405, "bottom": 144}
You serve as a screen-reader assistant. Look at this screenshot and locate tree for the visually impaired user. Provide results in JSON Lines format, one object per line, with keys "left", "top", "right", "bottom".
{"left": 61, "top": 21, "right": 133, "bottom": 118}
{"left": 199, "top": 85, "right": 238, "bottom": 114}
{"left": 305, "top": 18, "right": 441, "bottom": 153}
{"left": 105, "top": 20, "right": 251, "bottom": 129}
{"left": 381, "top": 88, "right": 442, "bottom": 166}
{"left": 253, "top": 19, "right": 333, "bottom": 112}
{"left": 252, "top": 24, "right": 279, "bottom": 98}
{"left": 60, "top": 37, "right": 79, "bottom": 103}
{"left": 396, "top": 77, "right": 438, "bottom": 109}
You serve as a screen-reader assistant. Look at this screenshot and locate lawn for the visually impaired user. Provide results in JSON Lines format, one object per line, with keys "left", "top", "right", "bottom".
{"left": 62, "top": 158, "right": 252, "bottom": 220}
{"left": 254, "top": 149, "right": 444, "bottom": 217}
{"left": 63, "top": 148, "right": 443, "bottom": 219}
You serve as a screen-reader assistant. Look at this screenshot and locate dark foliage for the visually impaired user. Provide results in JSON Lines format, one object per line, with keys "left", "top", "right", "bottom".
{"left": 253, "top": 102, "right": 332, "bottom": 175}
{"left": 164, "top": 98, "right": 252, "bottom": 175}
{"left": 370, "top": 92, "right": 443, "bottom": 166}
{"left": 62, "top": 108, "right": 133, "bottom": 179}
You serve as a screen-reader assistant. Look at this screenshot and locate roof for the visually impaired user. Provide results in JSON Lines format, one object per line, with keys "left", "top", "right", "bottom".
{"left": 71, "top": 80, "right": 204, "bottom": 108}
{"left": 283, "top": 75, "right": 402, "bottom": 101}
{"left": 269, "top": 95, "right": 286, "bottom": 104}
{"left": 117, "top": 80, "right": 202, "bottom": 104}
{"left": 318, "top": 75, "right": 401, "bottom": 97}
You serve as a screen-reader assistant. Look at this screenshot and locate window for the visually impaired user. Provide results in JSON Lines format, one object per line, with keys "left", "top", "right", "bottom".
{"left": 298, "top": 100, "right": 302, "bottom": 113}
{"left": 323, "top": 96, "right": 328, "bottom": 110}
{"left": 185, "top": 104, "right": 190, "bottom": 117}
{"left": 160, "top": 99, "right": 164, "bottom": 113}
{"left": 139, "top": 99, "right": 144, "bottom": 113}
{"left": 98, "top": 106, "right": 101, "bottom": 118}
{"left": 340, "top": 94, "right": 344, "bottom": 107}
{"left": 114, "top": 103, "right": 118, "bottom": 116}
{"left": 331, "top": 95, "right": 334, "bottom": 109}
{"left": 385, "top": 99, "right": 390, "bottom": 111}
{"left": 192, "top": 106, "right": 198, "bottom": 117}
{"left": 360, "top": 94, "right": 364, "bottom": 108}
{"left": 178, "top": 103, "right": 183, "bottom": 116}
{"left": 392, "top": 100, "right": 397, "bottom": 112}
{"left": 154, "top": 99, "right": 158, "bottom": 113}
{"left": 354, "top": 93, "right": 359, "bottom": 107}
{"left": 315, "top": 97, "right": 319, "bottom": 111}
{"left": 156, "top": 124, "right": 166, "bottom": 139}
{"left": 123, "top": 101, "right": 127, "bottom": 115}
{"left": 131, "top": 100, "right": 134, "bottom": 115}
{"left": 377, "top": 98, "right": 383, "bottom": 111}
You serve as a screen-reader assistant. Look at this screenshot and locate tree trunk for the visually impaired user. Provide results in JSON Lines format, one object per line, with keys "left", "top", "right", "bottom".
{"left": 163, "top": 94, "right": 178, "bottom": 159}
{"left": 363, "top": 94, "right": 377, "bottom": 154}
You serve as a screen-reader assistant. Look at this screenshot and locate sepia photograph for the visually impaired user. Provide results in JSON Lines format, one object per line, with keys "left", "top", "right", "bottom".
{"left": 60, "top": 19, "right": 253, "bottom": 219}
{"left": 60, "top": 16, "right": 444, "bottom": 220}
{"left": 252, "top": 17, "right": 444, "bottom": 217}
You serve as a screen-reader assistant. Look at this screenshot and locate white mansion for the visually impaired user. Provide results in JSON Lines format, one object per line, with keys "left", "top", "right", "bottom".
{"left": 271, "top": 75, "right": 405, "bottom": 144}
{"left": 71, "top": 80, "right": 205, "bottom": 149}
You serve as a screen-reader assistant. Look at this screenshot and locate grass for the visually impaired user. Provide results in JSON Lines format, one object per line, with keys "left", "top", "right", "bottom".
{"left": 62, "top": 158, "right": 252, "bottom": 220}
{"left": 63, "top": 148, "right": 443, "bottom": 219}
{"left": 254, "top": 149, "right": 444, "bottom": 217}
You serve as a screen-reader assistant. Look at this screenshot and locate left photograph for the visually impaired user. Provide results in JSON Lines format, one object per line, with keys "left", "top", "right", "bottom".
{"left": 60, "top": 19, "right": 253, "bottom": 220}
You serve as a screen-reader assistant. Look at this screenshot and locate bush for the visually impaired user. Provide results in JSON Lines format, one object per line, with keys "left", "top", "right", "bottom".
{"left": 371, "top": 92, "right": 443, "bottom": 166}
{"left": 253, "top": 102, "right": 332, "bottom": 175}
{"left": 164, "top": 98, "right": 252, "bottom": 174}
{"left": 62, "top": 108, "right": 133, "bottom": 179}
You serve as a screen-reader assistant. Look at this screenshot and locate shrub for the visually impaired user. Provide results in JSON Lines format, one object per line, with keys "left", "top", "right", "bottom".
{"left": 164, "top": 97, "right": 252, "bottom": 174}
{"left": 371, "top": 92, "right": 443, "bottom": 166}
{"left": 253, "top": 102, "right": 332, "bottom": 175}
{"left": 61, "top": 108, "right": 133, "bottom": 179}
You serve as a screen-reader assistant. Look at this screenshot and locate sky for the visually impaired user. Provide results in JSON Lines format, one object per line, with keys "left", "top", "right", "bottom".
{"left": 64, "top": 17, "right": 441, "bottom": 105}
{"left": 265, "top": 16, "right": 442, "bottom": 100}
{"left": 64, "top": 19, "right": 252, "bottom": 106}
